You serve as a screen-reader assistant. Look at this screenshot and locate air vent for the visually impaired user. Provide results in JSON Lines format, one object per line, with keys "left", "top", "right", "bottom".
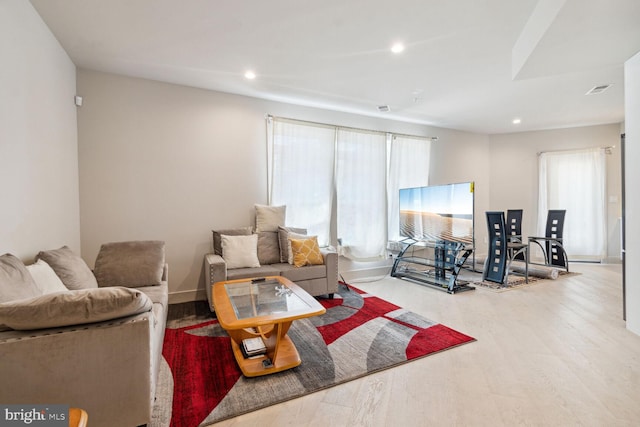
{"left": 586, "top": 84, "right": 612, "bottom": 95}
{"left": 377, "top": 105, "right": 391, "bottom": 112}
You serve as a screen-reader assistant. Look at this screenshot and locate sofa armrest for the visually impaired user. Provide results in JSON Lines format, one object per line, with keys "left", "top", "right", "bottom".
{"left": 162, "top": 263, "right": 168, "bottom": 282}
{"left": 204, "top": 253, "right": 227, "bottom": 311}
{"left": 0, "top": 312, "right": 154, "bottom": 427}
{"left": 320, "top": 247, "right": 339, "bottom": 294}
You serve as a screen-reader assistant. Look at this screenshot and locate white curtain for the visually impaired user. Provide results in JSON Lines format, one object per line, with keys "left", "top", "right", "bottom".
{"left": 387, "top": 135, "right": 432, "bottom": 241}
{"left": 267, "top": 116, "right": 434, "bottom": 258}
{"left": 537, "top": 147, "right": 606, "bottom": 260}
{"left": 267, "top": 117, "right": 335, "bottom": 246}
{"left": 336, "top": 128, "right": 387, "bottom": 260}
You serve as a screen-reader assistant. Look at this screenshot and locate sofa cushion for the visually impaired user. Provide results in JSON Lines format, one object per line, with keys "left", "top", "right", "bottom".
{"left": 277, "top": 226, "right": 307, "bottom": 263}
{"left": 136, "top": 283, "right": 169, "bottom": 308}
{"left": 26, "top": 259, "right": 68, "bottom": 295}
{"left": 255, "top": 204, "right": 286, "bottom": 232}
{"left": 221, "top": 234, "right": 260, "bottom": 269}
{"left": 0, "top": 254, "right": 41, "bottom": 303}
{"left": 37, "top": 246, "right": 98, "bottom": 290}
{"left": 94, "top": 240, "right": 165, "bottom": 288}
{"left": 226, "top": 265, "right": 281, "bottom": 281}
{"left": 212, "top": 227, "right": 253, "bottom": 256}
{"left": 0, "top": 287, "right": 152, "bottom": 331}
{"left": 257, "top": 231, "right": 281, "bottom": 265}
{"left": 278, "top": 263, "right": 327, "bottom": 283}
{"left": 290, "top": 236, "right": 324, "bottom": 267}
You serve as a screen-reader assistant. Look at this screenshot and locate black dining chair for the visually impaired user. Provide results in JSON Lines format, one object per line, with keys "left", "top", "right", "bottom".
{"left": 483, "top": 211, "right": 528, "bottom": 285}
{"left": 528, "top": 209, "right": 569, "bottom": 272}
{"left": 506, "top": 209, "right": 524, "bottom": 260}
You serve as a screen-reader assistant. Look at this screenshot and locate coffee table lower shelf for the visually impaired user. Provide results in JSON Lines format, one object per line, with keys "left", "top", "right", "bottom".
{"left": 230, "top": 330, "right": 301, "bottom": 377}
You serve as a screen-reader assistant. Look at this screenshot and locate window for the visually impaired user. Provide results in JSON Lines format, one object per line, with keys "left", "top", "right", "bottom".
{"left": 267, "top": 117, "right": 334, "bottom": 246}
{"left": 336, "top": 128, "right": 387, "bottom": 259}
{"left": 267, "top": 116, "right": 432, "bottom": 260}
{"left": 537, "top": 147, "right": 606, "bottom": 261}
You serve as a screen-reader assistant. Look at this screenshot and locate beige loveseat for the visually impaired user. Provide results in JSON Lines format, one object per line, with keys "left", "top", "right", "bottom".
{"left": 204, "top": 225, "right": 339, "bottom": 311}
{"left": 0, "top": 241, "right": 168, "bottom": 427}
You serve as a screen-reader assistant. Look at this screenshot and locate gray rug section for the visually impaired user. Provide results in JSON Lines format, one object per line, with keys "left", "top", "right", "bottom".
{"left": 367, "top": 317, "right": 419, "bottom": 371}
{"left": 337, "top": 284, "right": 365, "bottom": 309}
{"left": 310, "top": 304, "right": 358, "bottom": 327}
{"left": 386, "top": 308, "right": 438, "bottom": 329}
{"left": 150, "top": 358, "right": 173, "bottom": 427}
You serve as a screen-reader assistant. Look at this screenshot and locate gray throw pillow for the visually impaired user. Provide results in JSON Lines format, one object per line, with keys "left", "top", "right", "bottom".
{"left": 37, "top": 246, "right": 98, "bottom": 290}
{"left": 277, "top": 226, "right": 307, "bottom": 263}
{"left": 0, "top": 253, "right": 41, "bottom": 303}
{"left": 257, "top": 231, "right": 281, "bottom": 265}
{"left": 94, "top": 240, "right": 165, "bottom": 288}
{"left": 255, "top": 204, "right": 286, "bottom": 232}
{"left": 0, "top": 287, "right": 152, "bottom": 331}
{"left": 212, "top": 227, "right": 253, "bottom": 255}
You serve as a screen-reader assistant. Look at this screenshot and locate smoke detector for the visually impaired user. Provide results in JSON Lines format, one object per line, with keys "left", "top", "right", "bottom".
{"left": 586, "top": 84, "right": 612, "bottom": 95}
{"left": 377, "top": 105, "right": 391, "bottom": 112}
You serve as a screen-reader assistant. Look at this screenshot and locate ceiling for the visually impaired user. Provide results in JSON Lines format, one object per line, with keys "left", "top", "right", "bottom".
{"left": 30, "top": 0, "right": 640, "bottom": 134}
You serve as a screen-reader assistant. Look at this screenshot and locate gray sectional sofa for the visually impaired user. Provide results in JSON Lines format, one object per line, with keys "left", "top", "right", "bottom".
{"left": 0, "top": 241, "right": 168, "bottom": 427}
{"left": 204, "top": 225, "right": 339, "bottom": 311}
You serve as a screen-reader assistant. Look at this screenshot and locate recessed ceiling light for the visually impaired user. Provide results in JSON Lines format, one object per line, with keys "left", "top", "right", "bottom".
{"left": 244, "top": 70, "right": 256, "bottom": 80}
{"left": 391, "top": 43, "right": 405, "bottom": 54}
{"left": 512, "top": 118, "right": 522, "bottom": 124}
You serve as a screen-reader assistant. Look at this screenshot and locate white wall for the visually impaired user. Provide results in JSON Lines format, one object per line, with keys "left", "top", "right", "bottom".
{"left": 0, "top": 1, "right": 80, "bottom": 260}
{"left": 76, "top": 70, "right": 489, "bottom": 302}
{"left": 489, "top": 124, "right": 622, "bottom": 262}
{"left": 429, "top": 129, "right": 491, "bottom": 255}
{"left": 624, "top": 51, "right": 640, "bottom": 335}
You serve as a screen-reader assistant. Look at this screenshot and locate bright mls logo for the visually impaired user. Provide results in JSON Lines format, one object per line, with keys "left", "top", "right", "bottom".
{"left": 0, "top": 405, "right": 67, "bottom": 426}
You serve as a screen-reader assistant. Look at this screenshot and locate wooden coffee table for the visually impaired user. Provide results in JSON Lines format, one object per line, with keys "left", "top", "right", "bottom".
{"left": 212, "top": 276, "right": 326, "bottom": 377}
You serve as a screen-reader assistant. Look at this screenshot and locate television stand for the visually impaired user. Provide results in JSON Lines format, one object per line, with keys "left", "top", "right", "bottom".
{"left": 391, "top": 239, "right": 474, "bottom": 294}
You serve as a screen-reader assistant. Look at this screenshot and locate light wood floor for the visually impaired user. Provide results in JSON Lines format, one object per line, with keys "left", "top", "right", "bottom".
{"left": 214, "top": 263, "right": 640, "bottom": 426}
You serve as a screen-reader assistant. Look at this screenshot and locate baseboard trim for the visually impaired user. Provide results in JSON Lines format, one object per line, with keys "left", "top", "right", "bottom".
{"left": 340, "top": 265, "right": 393, "bottom": 282}
{"left": 168, "top": 289, "right": 206, "bottom": 305}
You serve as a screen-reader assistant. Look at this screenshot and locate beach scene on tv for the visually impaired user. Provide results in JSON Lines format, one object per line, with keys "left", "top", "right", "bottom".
{"left": 399, "top": 182, "right": 474, "bottom": 245}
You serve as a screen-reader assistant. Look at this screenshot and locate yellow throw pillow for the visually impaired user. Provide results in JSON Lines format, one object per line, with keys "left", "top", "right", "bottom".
{"left": 289, "top": 236, "right": 324, "bottom": 267}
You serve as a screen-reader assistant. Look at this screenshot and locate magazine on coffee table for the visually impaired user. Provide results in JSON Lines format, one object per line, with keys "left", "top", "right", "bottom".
{"left": 242, "top": 337, "right": 266, "bottom": 357}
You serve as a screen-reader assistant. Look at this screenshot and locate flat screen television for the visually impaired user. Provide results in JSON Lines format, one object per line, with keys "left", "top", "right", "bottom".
{"left": 399, "top": 182, "right": 474, "bottom": 246}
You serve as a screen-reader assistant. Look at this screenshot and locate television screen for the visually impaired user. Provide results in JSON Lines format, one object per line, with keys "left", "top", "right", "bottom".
{"left": 399, "top": 182, "right": 474, "bottom": 245}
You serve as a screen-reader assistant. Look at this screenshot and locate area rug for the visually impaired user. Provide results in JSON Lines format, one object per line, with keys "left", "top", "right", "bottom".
{"left": 155, "top": 283, "right": 475, "bottom": 427}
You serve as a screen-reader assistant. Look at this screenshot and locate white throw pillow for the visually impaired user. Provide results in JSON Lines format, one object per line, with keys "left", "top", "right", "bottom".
{"left": 221, "top": 234, "right": 261, "bottom": 269}
{"left": 277, "top": 226, "right": 307, "bottom": 263}
{"left": 255, "top": 204, "right": 286, "bottom": 232}
{"left": 36, "top": 246, "right": 98, "bottom": 290}
{"left": 26, "top": 259, "right": 68, "bottom": 295}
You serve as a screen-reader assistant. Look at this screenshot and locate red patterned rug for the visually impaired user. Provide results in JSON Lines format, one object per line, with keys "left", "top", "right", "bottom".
{"left": 156, "top": 283, "right": 475, "bottom": 426}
